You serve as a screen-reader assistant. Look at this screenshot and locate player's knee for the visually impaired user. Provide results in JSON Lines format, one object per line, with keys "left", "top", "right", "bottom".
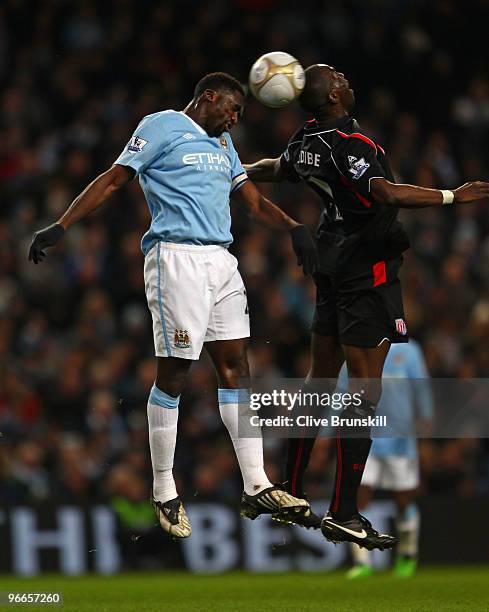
{"left": 217, "top": 352, "right": 249, "bottom": 387}
{"left": 156, "top": 368, "right": 188, "bottom": 397}
{"left": 345, "top": 350, "right": 369, "bottom": 377}
{"left": 155, "top": 378, "right": 185, "bottom": 398}
{"left": 155, "top": 357, "right": 191, "bottom": 397}
{"left": 345, "top": 354, "right": 384, "bottom": 403}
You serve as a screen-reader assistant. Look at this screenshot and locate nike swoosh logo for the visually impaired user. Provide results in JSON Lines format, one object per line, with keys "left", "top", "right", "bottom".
{"left": 324, "top": 520, "right": 367, "bottom": 539}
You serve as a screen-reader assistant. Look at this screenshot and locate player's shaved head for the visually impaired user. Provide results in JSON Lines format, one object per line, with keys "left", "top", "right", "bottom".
{"left": 300, "top": 65, "right": 334, "bottom": 113}
{"left": 300, "top": 64, "right": 355, "bottom": 117}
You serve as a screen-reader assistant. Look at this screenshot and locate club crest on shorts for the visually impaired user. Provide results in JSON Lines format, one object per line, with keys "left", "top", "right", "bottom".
{"left": 174, "top": 329, "right": 190, "bottom": 349}
{"left": 395, "top": 318, "right": 407, "bottom": 335}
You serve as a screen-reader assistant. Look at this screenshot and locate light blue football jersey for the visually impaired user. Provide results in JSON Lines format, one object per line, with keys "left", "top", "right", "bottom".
{"left": 114, "top": 110, "right": 248, "bottom": 255}
{"left": 337, "top": 341, "right": 433, "bottom": 458}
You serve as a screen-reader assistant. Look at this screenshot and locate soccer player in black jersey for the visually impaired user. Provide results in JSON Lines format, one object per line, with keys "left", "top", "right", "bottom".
{"left": 244, "top": 64, "right": 489, "bottom": 551}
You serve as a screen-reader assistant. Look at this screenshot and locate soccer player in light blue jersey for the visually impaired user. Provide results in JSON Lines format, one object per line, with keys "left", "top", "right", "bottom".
{"left": 337, "top": 340, "right": 433, "bottom": 578}
{"left": 29, "top": 72, "right": 318, "bottom": 538}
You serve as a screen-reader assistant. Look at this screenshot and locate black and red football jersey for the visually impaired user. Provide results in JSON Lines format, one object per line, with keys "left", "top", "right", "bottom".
{"left": 280, "top": 115, "right": 409, "bottom": 266}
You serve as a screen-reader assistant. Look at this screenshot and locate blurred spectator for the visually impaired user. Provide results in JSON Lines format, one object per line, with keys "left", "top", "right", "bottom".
{"left": 7, "top": 441, "right": 49, "bottom": 503}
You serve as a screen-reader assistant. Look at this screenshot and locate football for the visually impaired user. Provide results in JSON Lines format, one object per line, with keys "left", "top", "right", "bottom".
{"left": 249, "top": 51, "right": 305, "bottom": 108}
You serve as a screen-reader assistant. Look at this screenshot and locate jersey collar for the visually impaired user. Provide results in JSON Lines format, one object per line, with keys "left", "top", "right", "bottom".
{"left": 306, "top": 115, "right": 355, "bottom": 132}
{"left": 178, "top": 111, "right": 206, "bottom": 135}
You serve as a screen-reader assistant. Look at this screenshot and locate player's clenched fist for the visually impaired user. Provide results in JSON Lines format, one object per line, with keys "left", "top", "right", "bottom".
{"left": 453, "top": 181, "right": 489, "bottom": 203}
{"left": 28, "top": 223, "right": 65, "bottom": 264}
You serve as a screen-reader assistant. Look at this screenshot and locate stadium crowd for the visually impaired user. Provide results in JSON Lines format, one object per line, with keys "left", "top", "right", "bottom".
{"left": 1, "top": 0, "right": 489, "bottom": 557}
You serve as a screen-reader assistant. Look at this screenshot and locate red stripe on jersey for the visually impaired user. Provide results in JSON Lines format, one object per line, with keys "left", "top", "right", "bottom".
{"left": 373, "top": 261, "right": 387, "bottom": 286}
{"left": 339, "top": 175, "right": 372, "bottom": 208}
{"left": 336, "top": 130, "right": 377, "bottom": 153}
{"left": 377, "top": 144, "right": 385, "bottom": 155}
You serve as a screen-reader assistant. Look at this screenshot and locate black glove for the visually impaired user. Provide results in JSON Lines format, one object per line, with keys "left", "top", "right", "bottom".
{"left": 290, "top": 224, "right": 318, "bottom": 276}
{"left": 28, "top": 223, "right": 65, "bottom": 264}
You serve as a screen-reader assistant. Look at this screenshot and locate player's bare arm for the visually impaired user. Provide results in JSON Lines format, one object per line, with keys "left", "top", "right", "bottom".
{"left": 232, "top": 180, "right": 297, "bottom": 230}
{"left": 58, "top": 164, "right": 134, "bottom": 229}
{"left": 28, "top": 164, "right": 133, "bottom": 263}
{"left": 232, "top": 179, "right": 317, "bottom": 275}
{"left": 370, "top": 177, "right": 489, "bottom": 208}
{"left": 242, "top": 158, "right": 284, "bottom": 183}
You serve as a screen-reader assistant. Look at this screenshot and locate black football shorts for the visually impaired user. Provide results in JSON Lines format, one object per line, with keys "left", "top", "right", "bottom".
{"left": 311, "top": 255, "right": 408, "bottom": 347}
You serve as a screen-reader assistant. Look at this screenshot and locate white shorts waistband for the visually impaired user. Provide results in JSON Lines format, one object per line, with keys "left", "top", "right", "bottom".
{"left": 157, "top": 241, "right": 228, "bottom": 253}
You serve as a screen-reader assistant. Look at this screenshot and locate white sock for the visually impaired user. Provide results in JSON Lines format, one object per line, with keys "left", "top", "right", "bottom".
{"left": 396, "top": 503, "right": 420, "bottom": 557}
{"left": 147, "top": 384, "right": 180, "bottom": 503}
{"left": 218, "top": 388, "right": 272, "bottom": 496}
{"left": 351, "top": 543, "right": 371, "bottom": 566}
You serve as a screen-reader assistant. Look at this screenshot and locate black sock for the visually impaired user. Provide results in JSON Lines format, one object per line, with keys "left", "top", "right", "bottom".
{"left": 282, "top": 380, "right": 327, "bottom": 497}
{"left": 283, "top": 436, "right": 317, "bottom": 496}
{"left": 329, "top": 399, "right": 375, "bottom": 521}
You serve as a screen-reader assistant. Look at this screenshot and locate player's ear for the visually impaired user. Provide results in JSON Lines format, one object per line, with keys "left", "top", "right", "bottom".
{"left": 203, "top": 89, "right": 217, "bottom": 103}
{"left": 328, "top": 88, "right": 340, "bottom": 104}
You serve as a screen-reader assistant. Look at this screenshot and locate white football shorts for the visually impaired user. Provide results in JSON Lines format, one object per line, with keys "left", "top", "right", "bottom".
{"left": 361, "top": 454, "right": 420, "bottom": 491}
{"left": 144, "top": 242, "right": 250, "bottom": 360}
